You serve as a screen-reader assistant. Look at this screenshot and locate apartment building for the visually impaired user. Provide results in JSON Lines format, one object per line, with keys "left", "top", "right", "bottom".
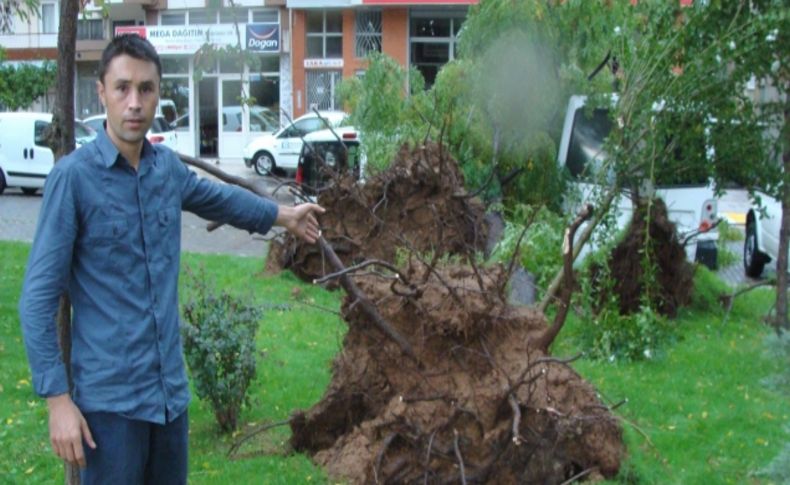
{"left": 0, "top": 0, "right": 478, "bottom": 159}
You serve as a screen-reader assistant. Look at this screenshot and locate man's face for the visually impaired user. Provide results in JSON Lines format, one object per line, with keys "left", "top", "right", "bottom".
{"left": 97, "top": 54, "right": 159, "bottom": 151}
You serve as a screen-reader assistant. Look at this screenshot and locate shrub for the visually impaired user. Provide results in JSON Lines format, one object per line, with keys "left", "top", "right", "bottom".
{"left": 181, "top": 267, "right": 263, "bottom": 432}
{"left": 689, "top": 265, "right": 730, "bottom": 314}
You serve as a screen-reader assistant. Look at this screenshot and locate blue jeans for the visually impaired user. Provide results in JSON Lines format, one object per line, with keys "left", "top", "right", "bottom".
{"left": 80, "top": 410, "right": 188, "bottom": 485}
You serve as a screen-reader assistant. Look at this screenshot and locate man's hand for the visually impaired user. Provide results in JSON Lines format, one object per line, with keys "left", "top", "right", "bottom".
{"left": 47, "top": 394, "right": 96, "bottom": 468}
{"left": 276, "top": 203, "right": 325, "bottom": 244}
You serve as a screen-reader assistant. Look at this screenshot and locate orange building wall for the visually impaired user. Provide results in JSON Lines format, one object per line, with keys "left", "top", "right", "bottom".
{"left": 382, "top": 8, "right": 408, "bottom": 68}
{"left": 292, "top": 10, "right": 307, "bottom": 116}
{"left": 291, "top": 7, "right": 410, "bottom": 117}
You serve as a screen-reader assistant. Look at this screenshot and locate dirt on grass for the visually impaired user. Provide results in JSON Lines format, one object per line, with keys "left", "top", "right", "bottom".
{"left": 279, "top": 142, "right": 625, "bottom": 483}
{"left": 290, "top": 261, "right": 625, "bottom": 484}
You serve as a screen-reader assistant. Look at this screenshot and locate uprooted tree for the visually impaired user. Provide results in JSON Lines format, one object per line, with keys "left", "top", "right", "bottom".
{"left": 214, "top": 139, "right": 625, "bottom": 483}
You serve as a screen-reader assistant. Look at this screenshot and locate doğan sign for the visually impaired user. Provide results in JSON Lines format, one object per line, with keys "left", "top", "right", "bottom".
{"left": 246, "top": 24, "right": 280, "bottom": 53}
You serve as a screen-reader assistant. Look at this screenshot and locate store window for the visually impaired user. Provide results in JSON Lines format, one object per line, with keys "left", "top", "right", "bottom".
{"left": 252, "top": 9, "right": 278, "bottom": 23}
{"left": 409, "top": 10, "right": 466, "bottom": 87}
{"left": 77, "top": 18, "right": 103, "bottom": 40}
{"left": 306, "top": 10, "right": 343, "bottom": 58}
{"left": 161, "top": 56, "right": 189, "bottom": 132}
{"left": 355, "top": 9, "right": 381, "bottom": 58}
{"left": 160, "top": 11, "right": 186, "bottom": 26}
{"left": 220, "top": 8, "right": 249, "bottom": 24}
{"left": 250, "top": 55, "right": 280, "bottom": 133}
{"left": 41, "top": 2, "right": 58, "bottom": 34}
{"left": 189, "top": 9, "right": 215, "bottom": 25}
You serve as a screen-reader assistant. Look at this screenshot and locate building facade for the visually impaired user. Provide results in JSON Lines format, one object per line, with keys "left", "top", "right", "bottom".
{"left": 1, "top": 0, "right": 477, "bottom": 161}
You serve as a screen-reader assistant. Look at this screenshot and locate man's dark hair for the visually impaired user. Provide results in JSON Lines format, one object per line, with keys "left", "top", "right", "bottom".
{"left": 98, "top": 34, "right": 162, "bottom": 83}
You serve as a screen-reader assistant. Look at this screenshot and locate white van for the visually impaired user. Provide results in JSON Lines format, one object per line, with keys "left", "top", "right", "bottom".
{"left": 0, "top": 112, "right": 96, "bottom": 196}
{"left": 558, "top": 95, "right": 719, "bottom": 268}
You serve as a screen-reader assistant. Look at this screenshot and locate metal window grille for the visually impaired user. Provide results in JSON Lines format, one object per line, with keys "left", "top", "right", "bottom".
{"left": 306, "top": 70, "right": 341, "bottom": 111}
{"left": 355, "top": 10, "right": 381, "bottom": 58}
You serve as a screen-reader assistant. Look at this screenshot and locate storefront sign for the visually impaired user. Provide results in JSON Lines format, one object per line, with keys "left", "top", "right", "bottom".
{"left": 114, "top": 24, "right": 281, "bottom": 55}
{"left": 246, "top": 23, "right": 280, "bottom": 53}
{"left": 304, "top": 58, "right": 344, "bottom": 69}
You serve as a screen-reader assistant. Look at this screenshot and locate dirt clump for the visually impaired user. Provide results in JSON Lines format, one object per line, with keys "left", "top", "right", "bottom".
{"left": 591, "top": 198, "right": 694, "bottom": 317}
{"left": 266, "top": 142, "right": 489, "bottom": 282}
{"left": 290, "top": 260, "right": 625, "bottom": 484}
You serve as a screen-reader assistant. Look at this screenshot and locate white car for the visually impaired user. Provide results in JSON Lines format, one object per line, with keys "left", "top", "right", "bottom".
{"left": 0, "top": 112, "right": 96, "bottom": 195}
{"left": 83, "top": 114, "right": 178, "bottom": 151}
{"left": 744, "top": 192, "right": 781, "bottom": 278}
{"left": 243, "top": 111, "right": 347, "bottom": 176}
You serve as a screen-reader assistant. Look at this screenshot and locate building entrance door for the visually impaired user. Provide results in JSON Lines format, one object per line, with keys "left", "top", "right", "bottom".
{"left": 218, "top": 77, "right": 245, "bottom": 159}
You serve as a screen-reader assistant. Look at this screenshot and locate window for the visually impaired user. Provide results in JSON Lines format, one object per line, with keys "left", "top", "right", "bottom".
{"left": 220, "top": 8, "right": 248, "bottom": 24}
{"left": 41, "top": 2, "right": 57, "bottom": 34}
{"left": 34, "top": 121, "right": 50, "bottom": 147}
{"left": 355, "top": 10, "right": 381, "bottom": 58}
{"left": 306, "top": 70, "right": 341, "bottom": 110}
{"left": 306, "top": 10, "right": 343, "bottom": 58}
{"left": 252, "top": 9, "right": 278, "bottom": 23}
{"left": 160, "top": 12, "right": 186, "bottom": 26}
{"left": 409, "top": 10, "right": 466, "bottom": 87}
{"left": 189, "top": 10, "right": 215, "bottom": 25}
{"left": 77, "top": 19, "right": 104, "bottom": 40}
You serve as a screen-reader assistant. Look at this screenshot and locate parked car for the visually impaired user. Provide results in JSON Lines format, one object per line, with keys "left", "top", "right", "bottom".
{"left": 0, "top": 112, "right": 96, "bottom": 195}
{"left": 83, "top": 113, "right": 178, "bottom": 151}
{"left": 744, "top": 192, "right": 781, "bottom": 278}
{"left": 295, "top": 126, "right": 364, "bottom": 196}
{"left": 558, "top": 95, "right": 720, "bottom": 268}
{"left": 243, "top": 110, "right": 348, "bottom": 176}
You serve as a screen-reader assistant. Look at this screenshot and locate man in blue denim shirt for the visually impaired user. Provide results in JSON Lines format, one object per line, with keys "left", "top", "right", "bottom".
{"left": 18, "top": 35, "right": 324, "bottom": 483}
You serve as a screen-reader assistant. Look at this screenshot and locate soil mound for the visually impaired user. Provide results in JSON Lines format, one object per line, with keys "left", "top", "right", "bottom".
{"left": 266, "top": 142, "right": 489, "bottom": 282}
{"left": 595, "top": 198, "right": 694, "bottom": 317}
{"left": 290, "top": 261, "right": 625, "bottom": 484}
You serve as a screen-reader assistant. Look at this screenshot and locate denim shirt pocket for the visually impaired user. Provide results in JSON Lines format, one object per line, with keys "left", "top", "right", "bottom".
{"left": 82, "top": 218, "right": 130, "bottom": 272}
{"left": 157, "top": 207, "right": 180, "bottom": 258}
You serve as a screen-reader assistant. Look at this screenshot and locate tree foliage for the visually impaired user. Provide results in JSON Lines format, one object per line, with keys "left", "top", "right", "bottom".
{"left": 0, "top": 55, "right": 56, "bottom": 111}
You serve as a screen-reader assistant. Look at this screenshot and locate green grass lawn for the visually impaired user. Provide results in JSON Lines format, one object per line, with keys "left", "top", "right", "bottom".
{"left": 1, "top": 240, "right": 786, "bottom": 484}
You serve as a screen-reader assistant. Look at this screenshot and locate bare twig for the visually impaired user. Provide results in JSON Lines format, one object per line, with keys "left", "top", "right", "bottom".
{"left": 559, "top": 466, "right": 598, "bottom": 485}
{"left": 317, "top": 236, "right": 420, "bottom": 365}
{"left": 508, "top": 394, "right": 523, "bottom": 446}
{"left": 452, "top": 429, "right": 467, "bottom": 485}
{"left": 539, "top": 188, "right": 617, "bottom": 313}
{"left": 423, "top": 429, "right": 438, "bottom": 485}
{"left": 536, "top": 204, "right": 594, "bottom": 351}
{"left": 313, "top": 259, "right": 412, "bottom": 286}
{"left": 226, "top": 418, "right": 291, "bottom": 459}
{"left": 373, "top": 432, "right": 398, "bottom": 485}
{"left": 722, "top": 278, "right": 777, "bottom": 324}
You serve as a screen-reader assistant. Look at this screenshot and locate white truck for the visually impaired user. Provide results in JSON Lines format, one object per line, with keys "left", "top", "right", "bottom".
{"left": 557, "top": 95, "right": 719, "bottom": 268}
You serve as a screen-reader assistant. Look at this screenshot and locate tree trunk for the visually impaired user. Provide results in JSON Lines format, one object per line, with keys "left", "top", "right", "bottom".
{"left": 776, "top": 93, "right": 790, "bottom": 332}
{"left": 52, "top": 0, "right": 79, "bottom": 482}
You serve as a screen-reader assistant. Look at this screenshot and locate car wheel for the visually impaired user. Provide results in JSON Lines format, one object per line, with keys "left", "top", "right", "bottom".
{"left": 21, "top": 187, "right": 38, "bottom": 196}
{"left": 744, "top": 219, "right": 765, "bottom": 278}
{"left": 0, "top": 170, "right": 5, "bottom": 195}
{"left": 254, "top": 152, "right": 275, "bottom": 176}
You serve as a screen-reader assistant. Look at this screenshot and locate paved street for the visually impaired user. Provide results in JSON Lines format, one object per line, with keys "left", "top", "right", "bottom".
{"left": 0, "top": 173, "right": 767, "bottom": 287}
{"left": 0, "top": 162, "right": 292, "bottom": 258}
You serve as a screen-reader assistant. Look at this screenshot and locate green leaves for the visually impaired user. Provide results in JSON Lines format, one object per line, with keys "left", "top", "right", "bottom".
{"left": 0, "top": 60, "right": 56, "bottom": 111}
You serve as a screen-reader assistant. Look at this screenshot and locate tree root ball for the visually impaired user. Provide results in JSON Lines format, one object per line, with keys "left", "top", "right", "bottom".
{"left": 290, "top": 262, "right": 625, "bottom": 484}
{"left": 266, "top": 142, "right": 489, "bottom": 282}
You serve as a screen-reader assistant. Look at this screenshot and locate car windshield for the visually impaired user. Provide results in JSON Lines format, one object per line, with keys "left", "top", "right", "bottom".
{"left": 251, "top": 109, "right": 279, "bottom": 132}
{"left": 566, "top": 108, "right": 612, "bottom": 179}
